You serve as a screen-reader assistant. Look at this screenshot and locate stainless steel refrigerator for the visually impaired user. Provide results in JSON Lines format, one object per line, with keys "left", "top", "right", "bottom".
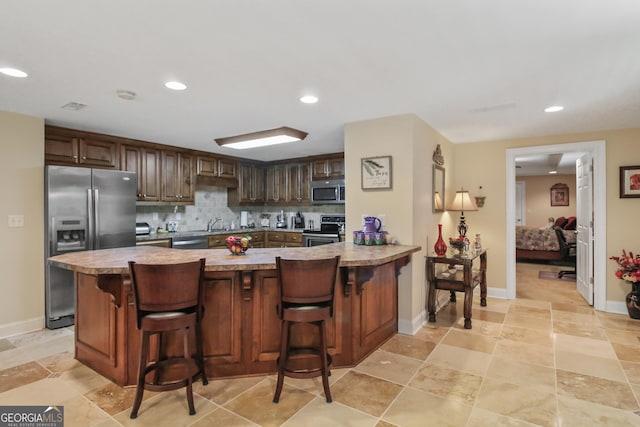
{"left": 45, "top": 165, "right": 137, "bottom": 329}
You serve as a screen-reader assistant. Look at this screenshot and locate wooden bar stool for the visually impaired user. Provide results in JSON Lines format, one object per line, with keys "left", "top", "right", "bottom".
{"left": 128, "top": 258, "right": 208, "bottom": 419}
{"left": 273, "top": 256, "right": 340, "bottom": 404}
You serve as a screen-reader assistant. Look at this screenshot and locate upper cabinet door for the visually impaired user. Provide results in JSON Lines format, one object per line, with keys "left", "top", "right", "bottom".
{"left": 45, "top": 129, "right": 118, "bottom": 169}
{"left": 311, "top": 155, "right": 344, "bottom": 180}
{"left": 161, "top": 150, "right": 194, "bottom": 203}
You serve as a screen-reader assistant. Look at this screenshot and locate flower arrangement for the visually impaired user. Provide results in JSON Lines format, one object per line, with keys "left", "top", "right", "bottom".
{"left": 610, "top": 250, "right": 640, "bottom": 283}
{"left": 448, "top": 236, "right": 469, "bottom": 253}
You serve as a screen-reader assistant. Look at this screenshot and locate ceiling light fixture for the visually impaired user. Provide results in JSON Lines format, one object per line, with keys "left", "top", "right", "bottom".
{"left": 549, "top": 170, "right": 558, "bottom": 174}
{"left": 165, "top": 81, "right": 187, "bottom": 91}
{"left": 0, "top": 67, "right": 28, "bottom": 78}
{"left": 544, "top": 105, "right": 564, "bottom": 113}
{"left": 215, "top": 126, "right": 308, "bottom": 150}
{"left": 300, "top": 95, "right": 318, "bottom": 104}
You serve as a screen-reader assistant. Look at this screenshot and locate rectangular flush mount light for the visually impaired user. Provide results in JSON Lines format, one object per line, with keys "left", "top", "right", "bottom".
{"left": 215, "top": 126, "right": 308, "bottom": 149}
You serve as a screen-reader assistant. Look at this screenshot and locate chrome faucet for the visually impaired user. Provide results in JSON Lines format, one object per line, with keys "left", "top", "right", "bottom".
{"left": 207, "top": 217, "right": 222, "bottom": 232}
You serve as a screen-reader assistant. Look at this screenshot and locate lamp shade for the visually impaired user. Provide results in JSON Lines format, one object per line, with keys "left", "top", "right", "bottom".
{"left": 215, "top": 126, "right": 308, "bottom": 149}
{"left": 448, "top": 190, "right": 478, "bottom": 212}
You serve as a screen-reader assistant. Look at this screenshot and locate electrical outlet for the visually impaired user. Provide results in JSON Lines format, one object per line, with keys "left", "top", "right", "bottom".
{"left": 8, "top": 214, "right": 24, "bottom": 228}
{"left": 176, "top": 212, "right": 182, "bottom": 220}
{"left": 152, "top": 212, "right": 158, "bottom": 220}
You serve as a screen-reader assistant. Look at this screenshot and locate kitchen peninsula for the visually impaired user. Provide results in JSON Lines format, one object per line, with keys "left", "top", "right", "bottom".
{"left": 49, "top": 242, "right": 420, "bottom": 386}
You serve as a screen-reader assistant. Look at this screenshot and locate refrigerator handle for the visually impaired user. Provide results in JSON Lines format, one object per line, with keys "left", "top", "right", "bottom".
{"left": 50, "top": 216, "right": 57, "bottom": 255}
{"left": 94, "top": 188, "right": 100, "bottom": 250}
{"left": 87, "top": 188, "right": 95, "bottom": 250}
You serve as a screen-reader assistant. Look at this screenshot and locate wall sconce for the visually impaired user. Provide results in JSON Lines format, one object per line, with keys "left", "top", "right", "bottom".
{"left": 215, "top": 126, "right": 308, "bottom": 149}
{"left": 474, "top": 196, "right": 486, "bottom": 208}
{"left": 448, "top": 188, "right": 478, "bottom": 237}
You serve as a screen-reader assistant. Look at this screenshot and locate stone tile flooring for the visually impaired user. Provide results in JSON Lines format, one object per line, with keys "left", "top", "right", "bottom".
{"left": 2, "top": 262, "right": 640, "bottom": 426}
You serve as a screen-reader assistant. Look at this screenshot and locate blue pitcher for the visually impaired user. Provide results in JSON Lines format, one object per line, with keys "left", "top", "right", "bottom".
{"left": 363, "top": 216, "right": 382, "bottom": 232}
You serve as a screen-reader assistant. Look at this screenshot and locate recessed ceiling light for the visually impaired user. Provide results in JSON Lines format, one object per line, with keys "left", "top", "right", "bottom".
{"left": 544, "top": 105, "right": 564, "bottom": 113}
{"left": 300, "top": 95, "right": 318, "bottom": 104}
{"left": 165, "top": 81, "right": 187, "bottom": 91}
{"left": 0, "top": 67, "right": 28, "bottom": 78}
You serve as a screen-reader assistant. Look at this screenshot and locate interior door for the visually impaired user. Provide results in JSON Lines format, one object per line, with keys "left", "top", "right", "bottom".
{"left": 576, "top": 154, "right": 594, "bottom": 304}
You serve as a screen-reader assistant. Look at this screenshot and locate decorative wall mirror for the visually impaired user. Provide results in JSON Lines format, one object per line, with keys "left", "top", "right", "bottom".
{"left": 433, "top": 165, "right": 445, "bottom": 213}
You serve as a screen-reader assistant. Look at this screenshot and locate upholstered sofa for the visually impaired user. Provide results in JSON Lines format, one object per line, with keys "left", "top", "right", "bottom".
{"left": 515, "top": 216, "right": 577, "bottom": 262}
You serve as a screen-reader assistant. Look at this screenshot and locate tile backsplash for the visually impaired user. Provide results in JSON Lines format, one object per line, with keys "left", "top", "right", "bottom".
{"left": 136, "top": 184, "right": 344, "bottom": 232}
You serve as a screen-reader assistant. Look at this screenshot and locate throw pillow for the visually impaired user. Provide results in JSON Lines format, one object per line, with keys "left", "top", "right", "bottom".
{"left": 554, "top": 217, "right": 568, "bottom": 229}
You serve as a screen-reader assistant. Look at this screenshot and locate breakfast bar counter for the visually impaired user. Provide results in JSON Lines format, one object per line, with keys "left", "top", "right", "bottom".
{"left": 50, "top": 242, "right": 420, "bottom": 386}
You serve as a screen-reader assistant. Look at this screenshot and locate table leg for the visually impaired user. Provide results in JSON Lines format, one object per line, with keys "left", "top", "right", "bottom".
{"left": 449, "top": 291, "right": 456, "bottom": 302}
{"left": 427, "top": 281, "right": 436, "bottom": 323}
{"left": 463, "top": 289, "right": 473, "bottom": 329}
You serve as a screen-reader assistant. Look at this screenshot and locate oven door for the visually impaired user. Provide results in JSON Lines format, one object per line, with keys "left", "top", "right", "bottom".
{"left": 303, "top": 233, "right": 339, "bottom": 247}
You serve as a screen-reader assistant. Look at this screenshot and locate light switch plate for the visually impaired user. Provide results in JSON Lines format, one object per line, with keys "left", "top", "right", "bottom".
{"left": 8, "top": 214, "right": 24, "bottom": 227}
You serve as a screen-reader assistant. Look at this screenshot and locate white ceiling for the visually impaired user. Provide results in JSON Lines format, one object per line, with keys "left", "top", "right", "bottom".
{"left": 1, "top": 1, "right": 639, "bottom": 162}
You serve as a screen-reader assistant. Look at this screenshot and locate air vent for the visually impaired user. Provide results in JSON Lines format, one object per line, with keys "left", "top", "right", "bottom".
{"left": 61, "top": 102, "right": 87, "bottom": 111}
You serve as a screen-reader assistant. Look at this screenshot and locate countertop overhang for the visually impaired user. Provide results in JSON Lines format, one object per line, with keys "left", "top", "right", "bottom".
{"left": 50, "top": 242, "right": 421, "bottom": 275}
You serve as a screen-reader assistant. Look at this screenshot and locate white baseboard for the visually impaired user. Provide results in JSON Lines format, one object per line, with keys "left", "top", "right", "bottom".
{"left": 0, "top": 316, "right": 45, "bottom": 339}
{"left": 398, "top": 291, "right": 452, "bottom": 335}
{"left": 487, "top": 286, "right": 511, "bottom": 300}
{"left": 606, "top": 300, "right": 628, "bottom": 316}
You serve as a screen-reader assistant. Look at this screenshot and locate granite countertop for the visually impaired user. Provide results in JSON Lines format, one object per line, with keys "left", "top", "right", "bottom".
{"left": 49, "top": 242, "right": 421, "bottom": 275}
{"left": 136, "top": 228, "right": 304, "bottom": 242}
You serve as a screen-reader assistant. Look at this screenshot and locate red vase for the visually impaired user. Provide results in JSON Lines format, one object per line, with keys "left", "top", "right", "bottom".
{"left": 434, "top": 224, "right": 447, "bottom": 256}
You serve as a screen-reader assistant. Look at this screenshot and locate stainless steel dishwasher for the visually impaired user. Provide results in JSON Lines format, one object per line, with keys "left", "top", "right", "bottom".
{"left": 171, "top": 235, "right": 209, "bottom": 249}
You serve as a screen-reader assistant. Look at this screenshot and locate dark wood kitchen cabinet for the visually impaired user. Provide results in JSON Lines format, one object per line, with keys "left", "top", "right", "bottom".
{"left": 228, "top": 162, "right": 265, "bottom": 205}
{"left": 45, "top": 127, "right": 118, "bottom": 169}
{"left": 311, "top": 154, "right": 344, "bottom": 180}
{"left": 197, "top": 155, "right": 237, "bottom": 179}
{"left": 265, "top": 164, "right": 287, "bottom": 204}
{"left": 286, "top": 162, "right": 311, "bottom": 204}
{"left": 161, "top": 150, "right": 194, "bottom": 203}
{"left": 120, "top": 144, "right": 161, "bottom": 202}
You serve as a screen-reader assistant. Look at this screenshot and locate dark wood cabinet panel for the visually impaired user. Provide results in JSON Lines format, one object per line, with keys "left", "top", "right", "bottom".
{"left": 197, "top": 155, "right": 237, "bottom": 179}
{"left": 265, "top": 164, "right": 287, "bottom": 204}
{"left": 311, "top": 155, "right": 345, "bottom": 180}
{"left": 161, "top": 150, "right": 194, "bottom": 203}
{"left": 229, "top": 163, "right": 265, "bottom": 205}
{"left": 45, "top": 130, "right": 118, "bottom": 168}
{"left": 120, "top": 144, "right": 160, "bottom": 201}
{"left": 286, "top": 162, "right": 311, "bottom": 204}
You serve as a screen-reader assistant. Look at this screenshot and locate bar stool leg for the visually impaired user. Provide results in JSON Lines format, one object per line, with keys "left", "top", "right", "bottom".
{"left": 130, "top": 331, "right": 149, "bottom": 419}
{"left": 273, "top": 320, "right": 290, "bottom": 403}
{"left": 195, "top": 322, "right": 208, "bottom": 385}
{"left": 183, "top": 327, "right": 196, "bottom": 416}
{"left": 319, "top": 320, "right": 332, "bottom": 403}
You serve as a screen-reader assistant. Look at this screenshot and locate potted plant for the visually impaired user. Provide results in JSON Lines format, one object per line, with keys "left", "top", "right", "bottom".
{"left": 610, "top": 250, "right": 640, "bottom": 319}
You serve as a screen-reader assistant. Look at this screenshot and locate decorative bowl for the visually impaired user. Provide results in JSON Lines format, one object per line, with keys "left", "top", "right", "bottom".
{"left": 225, "top": 235, "right": 249, "bottom": 255}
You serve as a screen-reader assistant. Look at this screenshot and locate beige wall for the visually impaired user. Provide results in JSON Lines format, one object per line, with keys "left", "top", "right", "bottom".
{"left": 344, "top": 114, "right": 454, "bottom": 333}
{"left": 0, "top": 111, "right": 44, "bottom": 337}
{"left": 453, "top": 129, "right": 640, "bottom": 303}
{"left": 518, "top": 174, "right": 576, "bottom": 228}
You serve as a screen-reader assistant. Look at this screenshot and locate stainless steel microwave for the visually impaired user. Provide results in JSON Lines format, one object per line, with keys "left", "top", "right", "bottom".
{"left": 311, "top": 179, "right": 345, "bottom": 204}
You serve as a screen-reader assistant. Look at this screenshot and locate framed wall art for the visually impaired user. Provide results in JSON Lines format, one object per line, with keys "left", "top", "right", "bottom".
{"left": 620, "top": 165, "right": 640, "bottom": 198}
{"left": 361, "top": 156, "right": 392, "bottom": 190}
{"left": 550, "top": 182, "right": 569, "bottom": 206}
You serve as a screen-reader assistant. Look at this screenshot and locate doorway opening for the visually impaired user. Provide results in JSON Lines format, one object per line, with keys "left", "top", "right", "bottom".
{"left": 506, "top": 140, "right": 607, "bottom": 311}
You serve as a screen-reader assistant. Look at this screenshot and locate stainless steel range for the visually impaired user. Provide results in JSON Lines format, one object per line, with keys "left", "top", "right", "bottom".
{"left": 302, "top": 215, "right": 345, "bottom": 247}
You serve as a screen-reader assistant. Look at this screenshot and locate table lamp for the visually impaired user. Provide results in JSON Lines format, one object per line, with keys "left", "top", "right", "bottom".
{"left": 448, "top": 189, "right": 478, "bottom": 237}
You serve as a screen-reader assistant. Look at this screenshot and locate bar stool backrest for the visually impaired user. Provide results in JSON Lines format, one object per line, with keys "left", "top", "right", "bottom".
{"left": 128, "top": 258, "right": 205, "bottom": 328}
{"left": 276, "top": 256, "right": 340, "bottom": 310}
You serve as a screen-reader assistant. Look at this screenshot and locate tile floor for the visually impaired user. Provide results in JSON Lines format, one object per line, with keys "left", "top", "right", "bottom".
{"left": 2, "top": 263, "right": 640, "bottom": 426}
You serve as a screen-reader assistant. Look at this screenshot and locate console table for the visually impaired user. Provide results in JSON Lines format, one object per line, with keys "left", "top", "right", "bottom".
{"left": 426, "top": 249, "right": 487, "bottom": 329}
